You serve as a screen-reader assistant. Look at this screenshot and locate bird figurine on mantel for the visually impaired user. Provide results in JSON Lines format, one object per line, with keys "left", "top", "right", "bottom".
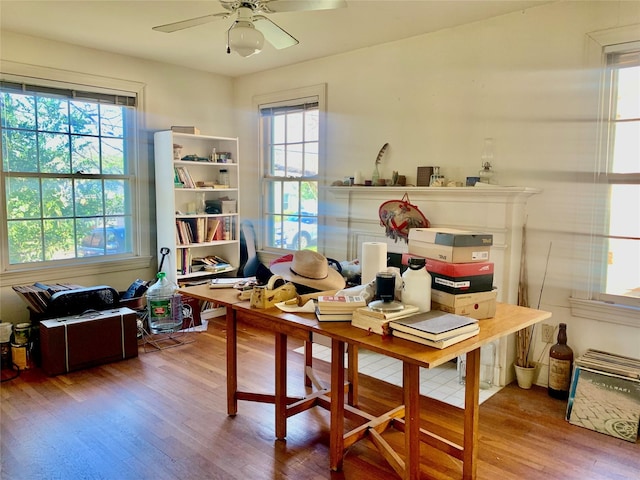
{"left": 372, "top": 143, "right": 388, "bottom": 185}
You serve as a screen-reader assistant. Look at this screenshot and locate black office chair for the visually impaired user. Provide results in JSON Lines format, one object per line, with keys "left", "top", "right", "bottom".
{"left": 237, "top": 220, "right": 260, "bottom": 277}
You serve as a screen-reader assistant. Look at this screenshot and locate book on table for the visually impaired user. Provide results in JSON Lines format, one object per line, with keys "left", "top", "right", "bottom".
{"left": 351, "top": 304, "right": 420, "bottom": 335}
{"left": 315, "top": 307, "right": 353, "bottom": 322}
{"left": 392, "top": 327, "right": 479, "bottom": 349}
{"left": 354, "top": 304, "right": 420, "bottom": 320}
{"left": 316, "top": 295, "right": 367, "bottom": 313}
{"left": 389, "top": 310, "right": 478, "bottom": 341}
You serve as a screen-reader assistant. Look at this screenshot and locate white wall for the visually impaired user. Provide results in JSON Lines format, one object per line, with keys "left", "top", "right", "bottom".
{"left": 232, "top": 1, "right": 640, "bottom": 385}
{"left": 0, "top": 31, "right": 234, "bottom": 325}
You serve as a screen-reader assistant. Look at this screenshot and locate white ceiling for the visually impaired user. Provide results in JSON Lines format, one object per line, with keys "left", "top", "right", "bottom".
{"left": 1, "top": 1, "right": 551, "bottom": 78}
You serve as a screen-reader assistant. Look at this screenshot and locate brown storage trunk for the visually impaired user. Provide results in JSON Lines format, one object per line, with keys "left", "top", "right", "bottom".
{"left": 39, "top": 307, "right": 138, "bottom": 376}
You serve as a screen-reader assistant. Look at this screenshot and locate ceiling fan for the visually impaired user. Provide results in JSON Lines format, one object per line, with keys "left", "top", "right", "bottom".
{"left": 152, "top": 0, "right": 347, "bottom": 58}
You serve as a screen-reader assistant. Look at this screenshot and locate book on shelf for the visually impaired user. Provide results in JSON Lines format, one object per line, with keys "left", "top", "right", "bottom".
{"left": 315, "top": 307, "right": 353, "bottom": 322}
{"left": 392, "top": 327, "right": 479, "bottom": 349}
{"left": 388, "top": 310, "right": 478, "bottom": 342}
{"left": 354, "top": 304, "right": 420, "bottom": 320}
{"left": 316, "top": 295, "right": 367, "bottom": 313}
{"left": 174, "top": 166, "right": 195, "bottom": 188}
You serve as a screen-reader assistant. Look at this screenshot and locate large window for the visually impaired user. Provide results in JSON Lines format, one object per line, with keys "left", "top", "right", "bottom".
{"left": 258, "top": 88, "right": 324, "bottom": 251}
{"left": 572, "top": 28, "right": 640, "bottom": 325}
{"left": 1, "top": 79, "right": 137, "bottom": 270}
{"left": 599, "top": 43, "right": 640, "bottom": 306}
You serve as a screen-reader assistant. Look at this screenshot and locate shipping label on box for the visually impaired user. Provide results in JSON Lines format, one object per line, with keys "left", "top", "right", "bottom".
{"left": 566, "top": 366, "right": 640, "bottom": 442}
{"left": 408, "top": 228, "right": 493, "bottom": 247}
{"left": 431, "top": 289, "right": 497, "bottom": 319}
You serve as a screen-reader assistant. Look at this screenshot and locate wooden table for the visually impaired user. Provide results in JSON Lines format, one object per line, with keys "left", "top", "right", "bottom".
{"left": 180, "top": 284, "right": 551, "bottom": 480}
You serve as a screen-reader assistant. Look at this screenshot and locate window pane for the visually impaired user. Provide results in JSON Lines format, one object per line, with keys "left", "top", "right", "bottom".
{"left": 273, "top": 114, "right": 285, "bottom": 144}
{"left": 2, "top": 130, "right": 38, "bottom": 172}
{"left": 44, "top": 218, "right": 75, "bottom": 260}
{"left": 105, "top": 179, "right": 127, "bottom": 215}
{"left": 42, "top": 178, "right": 73, "bottom": 218}
{"left": 304, "top": 142, "right": 319, "bottom": 176}
{"left": 7, "top": 219, "right": 43, "bottom": 264}
{"left": 72, "top": 135, "right": 100, "bottom": 174}
{"left": 611, "top": 121, "right": 640, "bottom": 173}
{"left": 606, "top": 184, "right": 640, "bottom": 297}
{"left": 102, "top": 138, "right": 125, "bottom": 174}
{"left": 39, "top": 132, "right": 71, "bottom": 174}
{"left": 6, "top": 177, "right": 41, "bottom": 219}
{"left": 616, "top": 66, "right": 640, "bottom": 119}
{"left": 1, "top": 92, "right": 35, "bottom": 129}
{"left": 37, "top": 97, "right": 70, "bottom": 133}
{"left": 100, "top": 104, "right": 124, "bottom": 137}
{"left": 75, "top": 179, "right": 104, "bottom": 217}
{"left": 271, "top": 145, "right": 286, "bottom": 176}
{"left": 70, "top": 101, "right": 99, "bottom": 135}
{"left": 286, "top": 143, "right": 303, "bottom": 177}
{"left": 304, "top": 109, "right": 318, "bottom": 142}
{"left": 286, "top": 111, "right": 303, "bottom": 143}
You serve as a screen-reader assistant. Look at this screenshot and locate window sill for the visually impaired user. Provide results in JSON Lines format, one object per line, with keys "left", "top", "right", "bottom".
{"left": 1, "top": 256, "right": 153, "bottom": 286}
{"left": 569, "top": 297, "right": 640, "bottom": 327}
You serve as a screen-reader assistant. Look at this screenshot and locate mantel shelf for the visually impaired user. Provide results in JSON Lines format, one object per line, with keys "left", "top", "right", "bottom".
{"left": 325, "top": 185, "right": 541, "bottom": 203}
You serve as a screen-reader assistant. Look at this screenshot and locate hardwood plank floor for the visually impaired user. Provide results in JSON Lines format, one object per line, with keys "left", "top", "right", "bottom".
{"left": 1, "top": 316, "right": 638, "bottom": 480}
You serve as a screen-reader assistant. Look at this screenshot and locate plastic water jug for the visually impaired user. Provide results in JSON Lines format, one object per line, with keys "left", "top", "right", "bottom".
{"left": 146, "top": 272, "right": 181, "bottom": 333}
{"left": 401, "top": 257, "right": 431, "bottom": 312}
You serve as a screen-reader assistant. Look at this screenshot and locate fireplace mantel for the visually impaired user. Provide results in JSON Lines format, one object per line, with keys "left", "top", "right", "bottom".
{"left": 324, "top": 184, "right": 541, "bottom": 386}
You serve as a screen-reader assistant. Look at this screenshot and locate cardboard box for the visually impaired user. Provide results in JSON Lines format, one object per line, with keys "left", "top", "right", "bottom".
{"left": 402, "top": 253, "right": 494, "bottom": 294}
{"left": 566, "top": 366, "right": 640, "bottom": 442}
{"left": 408, "top": 229, "right": 491, "bottom": 263}
{"left": 40, "top": 307, "right": 138, "bottom": 376}
{"left": 431, "top": 289, "right": 497, "bottom": 319}
{"left": 171, "top": 126, "right": 200, "bottom": 135}
{"left": 408, "top": 228, "right": 493, "bottom": 247}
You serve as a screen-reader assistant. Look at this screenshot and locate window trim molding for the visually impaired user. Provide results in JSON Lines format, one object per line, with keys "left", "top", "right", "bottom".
{"left": 252, "top": 84, "right": 327, "bottom": 253}
{"left": 569, "top": 25, "right": 640, "bottom": 324}
{"left": 0, "top": 61, "right": 150, "bottom": 279}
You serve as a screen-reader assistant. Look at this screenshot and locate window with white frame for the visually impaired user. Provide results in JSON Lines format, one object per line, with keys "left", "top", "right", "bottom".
{"left": 572, "top": 28, "right": 640, "bottom": 325}
{"left": 598, "top": 42, "right": 640, "bottom": 307}
{"left": 258, "top": 88, "right": 324, "bottom": 251}
{"left": 1, "top": 79, "right": 138, "bottom": 271}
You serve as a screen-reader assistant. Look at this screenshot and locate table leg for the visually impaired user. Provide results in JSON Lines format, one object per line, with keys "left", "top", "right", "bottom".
{"left": 463, "top": 348, "right": 481, "bottom": 480}
{"left": 403, "top": 362, "right": 421, "bottom": 480}
{"left": 304, "top": 340, "right": 313, "bottom": 388}
{"left": 226, "top": 305, "right": 237, "bottom": 416}
{"left": 347, "top": 344, "right": 358, "bottom": 407}
{"left": 275, "top": 332, "right": 288, "bottom": 440}
{"left": 330, "top": 338, "right": 346, "bottom": 471}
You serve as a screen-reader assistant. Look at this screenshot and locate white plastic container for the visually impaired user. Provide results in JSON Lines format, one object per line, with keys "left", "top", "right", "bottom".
{"left": 401, "top": 257, "right": 432, "bottom": 312}
{"left": 146, "top": 272, "right": 181, "bottom": 334}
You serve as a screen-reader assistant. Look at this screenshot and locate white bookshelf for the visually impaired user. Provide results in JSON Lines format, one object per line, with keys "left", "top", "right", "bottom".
{"left": 154, "top": 130, "right": 240, "bottom": 285}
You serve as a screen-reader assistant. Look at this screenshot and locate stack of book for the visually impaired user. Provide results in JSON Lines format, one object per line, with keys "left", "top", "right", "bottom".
{"left": 405, "top": 227, "right": 497, "bottom": 319}
{"left": 351, "top": 304, "right": 420, "bottom": 335}
{"left": 388, "top": 310, "right": 479, "bottom": 349}
{"left": 315, "top": 295, "right": 366, "bottom": 321}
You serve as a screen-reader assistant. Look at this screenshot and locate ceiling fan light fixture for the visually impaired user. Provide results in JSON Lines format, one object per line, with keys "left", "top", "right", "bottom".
{"left": 228, "top": 20, "right": 264, "bottom": 57}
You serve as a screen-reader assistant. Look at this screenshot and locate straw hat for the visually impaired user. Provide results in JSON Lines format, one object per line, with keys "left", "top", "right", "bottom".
{"left": 270, "top": 250, "right": 345, "bottom": 292}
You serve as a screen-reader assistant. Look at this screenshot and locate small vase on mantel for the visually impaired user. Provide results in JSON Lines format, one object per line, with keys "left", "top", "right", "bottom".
{"left": 371, "top": 164, "right": 380, "bottom": 185}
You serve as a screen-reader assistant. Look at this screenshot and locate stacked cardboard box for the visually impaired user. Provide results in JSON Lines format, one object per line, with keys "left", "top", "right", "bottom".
{"left": 405, "top": 228, "right": 497, "bottom": 319}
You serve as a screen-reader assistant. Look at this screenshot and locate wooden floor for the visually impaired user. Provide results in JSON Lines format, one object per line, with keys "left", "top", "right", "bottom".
{"left": 1, "top": 317, "right": 638, "bottom": 480}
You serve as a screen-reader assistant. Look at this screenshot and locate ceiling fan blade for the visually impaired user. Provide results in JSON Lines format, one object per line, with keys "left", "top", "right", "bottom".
{"left": 253, "top": 16, "right": 299, "bottom": 50}
{"left": 152, "top": 12, "right": 229, "bottom": 33}
{"left": 262, "top": 0, "right": 347, "bottom": 14}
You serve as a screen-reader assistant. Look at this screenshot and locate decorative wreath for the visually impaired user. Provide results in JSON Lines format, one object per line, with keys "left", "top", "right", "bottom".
{"left": 379, "top": 193, "right": 430, "bottom": 243}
